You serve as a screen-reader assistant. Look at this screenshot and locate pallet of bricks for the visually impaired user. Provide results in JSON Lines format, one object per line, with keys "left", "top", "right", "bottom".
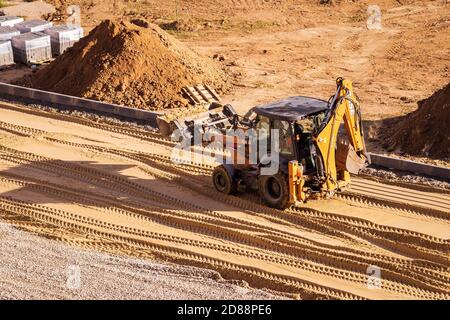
{"left": 0, "top": 16, "right": 22, "bottom": 68}
{"left": 0, "top": 26, "right": 20, "bottom": 41}
{"left": 0, "top": 40, "right": 14, "bottom": 68}
{"left": 14, "top": 20, "right": 53, "bottom": 33}
{"left": 0, "top": 16, "right": 24, "bottom": 27}
{"left": 44, "top": 24, "right": 84, "bottom": 56}
{"left": 9, "top": 19, "right": 53, "bottom": 64}
{"left": 11, "top": 32, "right": 52, "bottom": 64}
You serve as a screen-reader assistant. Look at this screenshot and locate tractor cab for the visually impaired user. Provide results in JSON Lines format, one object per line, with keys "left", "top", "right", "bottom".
{"left": 213, "top": 96, "right": 330, "bottom": 208}
{"left": 250, "top": 96, "right": 329, "bottom": 174}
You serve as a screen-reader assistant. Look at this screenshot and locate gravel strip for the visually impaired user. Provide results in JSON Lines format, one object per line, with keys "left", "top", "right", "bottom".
{"left": 361, "top": 167, "right": 449, "bottom": 190}
{"left": 0, "top": 223, "right": 284, "bottom": 300}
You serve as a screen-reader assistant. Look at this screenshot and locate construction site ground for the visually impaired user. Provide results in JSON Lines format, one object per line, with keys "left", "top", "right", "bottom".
{"left": 0, "top": 102, "right": 448, "bottom": 299}
{"left": 0, "top": 0, "right": 448, "bottom": 299}
{"left": 0, "top": 222, "right": 281, "bottom": 299}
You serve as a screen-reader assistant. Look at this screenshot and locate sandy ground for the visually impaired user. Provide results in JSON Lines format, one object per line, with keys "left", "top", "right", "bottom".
{"left": 0, "top": 0, "right": 448, "bottom": 300}
{"left": 0, "top": 102, "right": 448, "bottom": 300}
{"left": 40, "top": 0, "right": 449, "bottom": 120}
{"left": 0, "top": 1, "right": 55, "bottom": 19}
{"left": 0, "top": 222, "right": 281, "bottom": 299}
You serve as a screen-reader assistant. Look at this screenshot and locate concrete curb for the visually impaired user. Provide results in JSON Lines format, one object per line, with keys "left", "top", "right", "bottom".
{"left": 0, "top": 82, "right": 162, "bottom": 126}
{"left": 368, "top": 153, "right": 449, "bottom": 180}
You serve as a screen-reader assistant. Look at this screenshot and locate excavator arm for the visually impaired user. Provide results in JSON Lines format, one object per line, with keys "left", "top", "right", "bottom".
{"left": 314, "top": 78, "right": 368, "bottom": 192}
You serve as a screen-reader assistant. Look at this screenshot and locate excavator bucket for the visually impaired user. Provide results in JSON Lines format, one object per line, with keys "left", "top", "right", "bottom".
{"left": 156, "top": 116, "right": 174, "bottom": 137}
{"left": 336, "top": 139, "right": 367, "bottom": 174}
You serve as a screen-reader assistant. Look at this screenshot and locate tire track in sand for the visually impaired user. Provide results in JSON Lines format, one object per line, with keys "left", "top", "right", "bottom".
{"left": 0, "top": 110, "right": 448, "bottom": 299}
{"left": 0, "top": 172, "right": 447, "bottom": 294}
{"left": 0, "top": 196, "right": 448, "bottom": 300}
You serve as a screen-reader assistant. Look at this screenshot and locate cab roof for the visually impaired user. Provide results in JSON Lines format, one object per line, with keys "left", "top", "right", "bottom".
{"left": 254, "top": 96, "right": 329, "bottom": 121}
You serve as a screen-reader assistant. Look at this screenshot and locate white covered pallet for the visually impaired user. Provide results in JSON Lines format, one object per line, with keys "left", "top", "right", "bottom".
{"left": 11, "top": 32, "right": 52, "bottom": 64}
{"left": 0, "top": 16, "right": 24, "bottom": 27}
{"left": 0, "top": 41, "right": 14, "bottom": 67}
{"left": 0, "top": 26, "right": 20, "bottom": 41}
{"left": 44, "top": 24, "right": 84, "bottom": 55}
{"left": 14, "top": 19, "right": 53, "bottom": 33}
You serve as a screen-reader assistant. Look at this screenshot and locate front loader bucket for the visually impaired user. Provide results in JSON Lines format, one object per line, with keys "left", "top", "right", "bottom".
{"left": 336, "top": 140, "right": 367, "bottom": 174}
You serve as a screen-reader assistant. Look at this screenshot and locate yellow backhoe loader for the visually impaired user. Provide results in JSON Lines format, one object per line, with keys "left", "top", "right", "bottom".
{"left": 172, "top": 78, "right": 369, "bottom": 209}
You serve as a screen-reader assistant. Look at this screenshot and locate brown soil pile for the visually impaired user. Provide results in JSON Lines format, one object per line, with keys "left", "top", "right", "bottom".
{"left": 30, "top": 20, "right": 228, "bottom": 110}
{"left": 385, "top": 83, "right": 449, "bottom": 158}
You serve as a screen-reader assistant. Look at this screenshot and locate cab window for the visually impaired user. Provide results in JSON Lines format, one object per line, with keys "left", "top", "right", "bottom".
{"left": 255, "top": 115, "right": 271, "bottom": 149}
{"left": 272, "top": 120, "right": 294, "bottom": 158}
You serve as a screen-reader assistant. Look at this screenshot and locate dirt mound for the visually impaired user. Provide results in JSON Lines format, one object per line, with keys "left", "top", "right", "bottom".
{"left": 385, "top": 83, "right": 449, "bottom": 158}
{"left": 30, "top": 20, "right": 228, "bottom": 110}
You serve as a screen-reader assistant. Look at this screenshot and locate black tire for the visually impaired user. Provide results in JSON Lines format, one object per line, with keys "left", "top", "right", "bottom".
{"left": 212, "top": 165, "right": 237, "bottom": 195}
{"left": 258, "top": 172, "right": 290, "bottom": 209}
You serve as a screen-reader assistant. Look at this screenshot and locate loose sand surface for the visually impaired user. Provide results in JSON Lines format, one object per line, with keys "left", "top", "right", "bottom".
{"left": 0, "top": 0, "right": 448, "bottom": 300}
{"left": 0, "top": 223, "right": 282, "bottom": 299}
{"left": 0, "top": 102, "right": 448, "bottom": 300}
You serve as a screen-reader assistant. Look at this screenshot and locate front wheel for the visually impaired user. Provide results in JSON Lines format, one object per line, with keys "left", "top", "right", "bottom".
{"left": 258, "top": 173, "right": 290, "bottom": 209}
{"left": 212, "top": 165, "right": 237, "bottom": 195}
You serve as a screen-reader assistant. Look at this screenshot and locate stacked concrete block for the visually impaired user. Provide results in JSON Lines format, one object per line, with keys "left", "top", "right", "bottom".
{"left": 14, "top": 19, "right": 53, "bottom": 33}
{"left": 0, "top": 16, "right": 24, "bottom": 27}
{"left": 0, "top": 41, "right": 14, "bottom": 68}
{"left": 11, "top": 32, "right": 52, "bottom": 64}
{"left": 0, "top": 26, "right": 21, "bottom": 41}
{"left": 44, "top": 24, "right": 84, "bottom": 55}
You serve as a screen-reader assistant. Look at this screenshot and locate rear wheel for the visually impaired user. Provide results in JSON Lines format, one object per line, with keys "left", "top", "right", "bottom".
{"left": 212, "top": 165, "right": 237, "bottom": 195}
{"left": 258, "top": 173, "right": 290, "bottom": 209}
